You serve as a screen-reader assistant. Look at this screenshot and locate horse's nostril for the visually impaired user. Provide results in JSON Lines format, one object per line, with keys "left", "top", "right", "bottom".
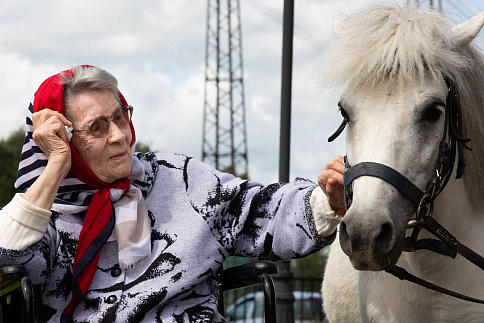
{"left": 374, "top": 222, "right": 394, "bottom": 255}
{"left": 338, "top": 220, "right": 352, "bottom": 255}
{"left": 339, "top": 221, "right": 348, "bottom": 239}
{"left": 339, "top": 220, "right": 347, "bottom": 235}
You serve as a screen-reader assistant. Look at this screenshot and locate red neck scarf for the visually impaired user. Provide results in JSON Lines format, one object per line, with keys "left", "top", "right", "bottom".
{"left": 32, "top": 66, "right": 135, "bottom": 322}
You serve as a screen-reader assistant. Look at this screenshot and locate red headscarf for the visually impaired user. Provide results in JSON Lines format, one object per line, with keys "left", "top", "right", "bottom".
{"left": 33, "top": 65, "right": 135, "bottom": 321}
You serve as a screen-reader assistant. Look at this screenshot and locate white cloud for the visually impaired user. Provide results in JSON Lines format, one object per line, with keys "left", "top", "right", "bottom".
{"left": 0, "top": 54, "right": 61, "bottom": 135}
{"left": 2, "top": 0, "right": 483, "bottom": 185}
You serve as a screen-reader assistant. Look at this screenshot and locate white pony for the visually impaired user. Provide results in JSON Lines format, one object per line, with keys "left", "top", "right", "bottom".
{"left": 321, "top": 4, "right": 484, "bottom": 323}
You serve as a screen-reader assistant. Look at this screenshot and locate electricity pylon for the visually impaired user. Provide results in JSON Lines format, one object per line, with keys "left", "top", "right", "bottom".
{"left": 202, "top": 0, "right": 248, "bottom": 177}
{"left": 409, "top": 0, "right": 442, "bottom": 9}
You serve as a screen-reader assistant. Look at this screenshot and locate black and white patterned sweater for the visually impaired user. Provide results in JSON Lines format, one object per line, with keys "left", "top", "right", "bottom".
{"left": 0, "top": 152, "right": 337, "bottom": 322}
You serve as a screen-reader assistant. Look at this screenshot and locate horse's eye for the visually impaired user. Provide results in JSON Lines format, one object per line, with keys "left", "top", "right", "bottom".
{"left": 423, "top": 104, "right": 443, "bottom": 123}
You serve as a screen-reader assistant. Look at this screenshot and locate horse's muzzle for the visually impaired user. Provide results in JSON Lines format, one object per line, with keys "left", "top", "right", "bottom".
{"left": 339, "top": 209, "right": 405, "bottom": 271}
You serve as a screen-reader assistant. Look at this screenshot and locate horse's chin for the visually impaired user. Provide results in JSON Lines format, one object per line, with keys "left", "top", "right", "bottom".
{"left": 344, "top": 243, "right": 404, "bottom": 271}
{"left": 350, "top": 252, "right": 398, "bottom": 271}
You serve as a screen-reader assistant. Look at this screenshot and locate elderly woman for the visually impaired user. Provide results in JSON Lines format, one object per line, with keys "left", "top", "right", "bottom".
{"left": 0, "top": 65, "right": 344, "bottom": 322}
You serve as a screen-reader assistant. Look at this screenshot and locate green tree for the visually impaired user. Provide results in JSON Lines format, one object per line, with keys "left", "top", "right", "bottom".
{"left": 0, "top": 128, "right": 25, "bottom": 206}
{"left": 135, "top": 142, "right": 151, "bottom": 153}
{"left": 291, "top": 246, "right": 330, "bottom": 277}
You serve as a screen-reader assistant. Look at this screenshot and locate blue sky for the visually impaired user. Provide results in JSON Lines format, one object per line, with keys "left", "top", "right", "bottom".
{"left": 1, "top": 0, "right": 484, "bottom": 185}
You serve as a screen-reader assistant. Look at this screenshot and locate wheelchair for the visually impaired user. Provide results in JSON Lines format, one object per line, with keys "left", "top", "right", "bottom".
{"left": 218, "top": 260, "right": 278, "bottom": 323}
{"left": 0, "top": 265, "right": 34, "bottom": 323}
{"left": 0, "top": 260, "right": 277, "bottom": 323}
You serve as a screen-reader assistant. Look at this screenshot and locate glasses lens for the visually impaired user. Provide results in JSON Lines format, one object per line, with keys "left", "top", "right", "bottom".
{"left": 89, "top": 118, "right": 108, "bottom": 138}
{"left": 113, "top": 109, "right": 128, "bottom": 127}
{"left": 86, "top": 106, "right": 132, "bottom": 138}
{"left": 88, "top": 118, "right": 108, "bottom": 138}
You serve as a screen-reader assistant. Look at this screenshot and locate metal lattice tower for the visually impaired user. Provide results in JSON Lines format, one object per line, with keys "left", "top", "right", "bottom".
{"left": 202, "top": 0, "right": 248, "bottom": 177}
{"left": 409, "top": 0, "right": 442, "bottom": 9}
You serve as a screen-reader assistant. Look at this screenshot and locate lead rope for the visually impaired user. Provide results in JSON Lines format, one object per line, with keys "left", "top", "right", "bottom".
{"left": 386, "top": 214, "right": 484, "bottom": 304}
{"left": 386, "top": 264, "right": 484, "bottom": 304}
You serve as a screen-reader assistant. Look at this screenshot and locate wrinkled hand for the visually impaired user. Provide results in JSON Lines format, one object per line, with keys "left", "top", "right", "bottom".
{"left": 318, "top": 155, "right": 345, "bottom": 212}
{"left": 32, "top": 109, "right": 73, "bottom": 174}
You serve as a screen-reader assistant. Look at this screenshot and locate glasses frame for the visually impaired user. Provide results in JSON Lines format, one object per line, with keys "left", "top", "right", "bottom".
{"left": 72, "top": 105, "right": 133, "bottom": 138}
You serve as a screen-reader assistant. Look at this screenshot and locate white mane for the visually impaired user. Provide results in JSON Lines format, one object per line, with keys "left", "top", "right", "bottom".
{"left": 321, "top": 5, "right": 468, "bottom": 88}
{"left": 320, "top": 4, "right": 484, "bottom": 208}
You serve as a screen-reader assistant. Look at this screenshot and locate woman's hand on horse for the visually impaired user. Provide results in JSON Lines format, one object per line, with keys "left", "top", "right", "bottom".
{"left": 32, "top": 109, "right": 72, "bottom": 176}
{"left": 318, "top": 156, "right": 345, "bottom": 212}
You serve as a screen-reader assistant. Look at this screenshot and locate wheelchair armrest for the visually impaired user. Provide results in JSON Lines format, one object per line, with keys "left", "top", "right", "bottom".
{"left": 0, "top": 265, "right": 29, "bottom": 282}
{"left": 0, "top": 265, "right": 34, "bottom": 323}
{"left": 218, "top": 260, "right": 278, "bottom": 323}
{"left": 218, "top": 260, "right": 279, "bottom": 292}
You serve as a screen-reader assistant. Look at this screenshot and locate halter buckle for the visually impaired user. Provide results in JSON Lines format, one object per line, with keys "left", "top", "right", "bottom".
{"left": 407, "top": 218, "right": 425, "bottom": 228}
{"left": 416, "top": 193, "right": 433, "bottom": 220}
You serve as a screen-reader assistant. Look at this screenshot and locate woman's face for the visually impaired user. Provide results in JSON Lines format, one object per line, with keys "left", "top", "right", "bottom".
{"left": 69, "top": 89, "right": 133, "bottom": 183}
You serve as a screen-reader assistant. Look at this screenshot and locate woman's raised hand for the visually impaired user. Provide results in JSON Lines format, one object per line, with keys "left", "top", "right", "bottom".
{"left": 21, "top": 110, "right": 74, "bottom": 211}
{"left": 32, "top": 109, "right": 73, "bottom": 176}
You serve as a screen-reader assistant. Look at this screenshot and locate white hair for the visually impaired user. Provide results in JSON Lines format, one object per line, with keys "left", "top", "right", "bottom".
{"left": 61, "top": 65, "right": 121, "bottom": 109}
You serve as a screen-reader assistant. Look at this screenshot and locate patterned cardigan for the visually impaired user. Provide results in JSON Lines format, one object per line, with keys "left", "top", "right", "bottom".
{"left": 0, "top": 152, "right": 337, "bottom": 322}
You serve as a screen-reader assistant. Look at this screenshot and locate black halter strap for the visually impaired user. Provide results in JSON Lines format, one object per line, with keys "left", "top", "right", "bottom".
{"left": 386, "top": 264, "right": 484, "bottom": 304}
{"left": 387, "top": 214, "right": 484, "bottom": 304}
{"left": 343, "top": 162, "right": 425, "bottom": 209}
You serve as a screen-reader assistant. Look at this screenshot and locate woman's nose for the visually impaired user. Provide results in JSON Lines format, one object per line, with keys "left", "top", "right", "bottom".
{"left": 107, "top": 121, "right": 127, "bottom": 143}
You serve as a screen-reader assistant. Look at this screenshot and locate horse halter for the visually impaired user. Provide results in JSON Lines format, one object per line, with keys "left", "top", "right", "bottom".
{"left": 328, "top": 79, "right": 484, "bottom": 304}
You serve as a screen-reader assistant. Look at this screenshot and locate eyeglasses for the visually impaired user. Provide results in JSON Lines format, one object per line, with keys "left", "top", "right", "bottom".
{"left": 73, "top": 105, "right": 133, "bottom": 138}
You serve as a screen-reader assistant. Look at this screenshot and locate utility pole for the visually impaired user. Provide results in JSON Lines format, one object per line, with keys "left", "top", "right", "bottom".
{"left": 202, "top": 0, "right": 248, "bottom": 177}
{"left": 275, "top": 0, "right": 295, "bottom": 322}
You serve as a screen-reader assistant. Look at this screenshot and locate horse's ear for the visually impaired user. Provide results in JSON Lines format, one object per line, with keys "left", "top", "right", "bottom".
{"left": 451, "top": 11, "right": 484, "bottom": 48}
{"left": 333, "top": 12, "right": 349, "bottom": 37}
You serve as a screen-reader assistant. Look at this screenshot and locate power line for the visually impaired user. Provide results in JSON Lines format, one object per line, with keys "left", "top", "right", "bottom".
{"left": 411, "top": 0, "right": 474, "bottom": 20}
{"left": 243, "top": 0, "right": 324, "bottom": 52}
{"left": 445, "top": 0, "right": 476, "bottom": 20}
